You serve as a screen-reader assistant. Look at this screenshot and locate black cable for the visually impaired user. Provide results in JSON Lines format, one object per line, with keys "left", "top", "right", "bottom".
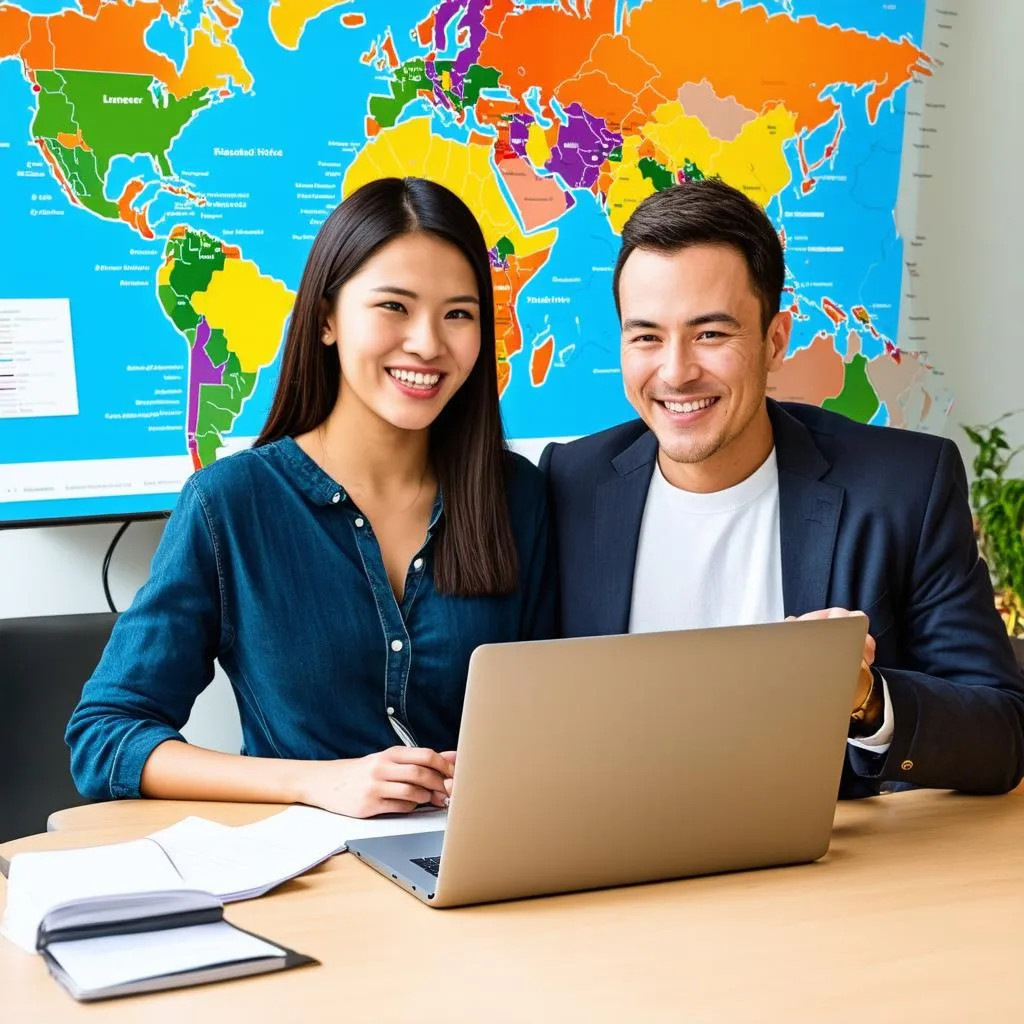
{"left": 102, "top": 521, "right": 131, "bottom": 614}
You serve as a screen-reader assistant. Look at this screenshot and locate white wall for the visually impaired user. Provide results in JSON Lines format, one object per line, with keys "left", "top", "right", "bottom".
{"left": 2, "top": 2, "right": 1021, "bottom": 750}
{"left": 897, "top": 0, "right": 1024, "bottom": 466}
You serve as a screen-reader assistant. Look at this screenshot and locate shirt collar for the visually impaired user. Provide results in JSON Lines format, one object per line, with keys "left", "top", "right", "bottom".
{"left": 265, "top": 437, "right": 446, "bottom": 522}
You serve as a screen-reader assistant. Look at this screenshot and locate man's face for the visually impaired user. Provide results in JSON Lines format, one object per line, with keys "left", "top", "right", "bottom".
{"left": 618, "top": 243, "right": 789, "bottom": 489}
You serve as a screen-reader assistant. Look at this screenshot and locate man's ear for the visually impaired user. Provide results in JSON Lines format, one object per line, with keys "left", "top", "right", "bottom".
{"left": 765, "top": 310, "right": 791, "bottom": 372}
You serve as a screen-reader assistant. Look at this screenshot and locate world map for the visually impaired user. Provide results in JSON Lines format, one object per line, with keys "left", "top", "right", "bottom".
{"left": 0, "top": 0, "right": 946, "bottom": 520}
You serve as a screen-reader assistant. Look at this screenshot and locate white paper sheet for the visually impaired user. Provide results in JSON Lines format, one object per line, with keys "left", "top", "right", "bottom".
{"left": 149, "top": 805, "right": 447, "bottom": 901}
{"left": 46, "top": 921, "right": 284, "bottom": 993}
{"left": 0, "top": 839, "right": 187, "bottom": 953}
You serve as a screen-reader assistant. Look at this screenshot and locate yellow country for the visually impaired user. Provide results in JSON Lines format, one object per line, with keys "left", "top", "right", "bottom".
{"left": 642, "top": 100, "right": 796, "bottom": 208}
{"left": 269, "top": 0, "right": 352, "bottom": 51}
{"left": 174, "top": 20, "right": 253, "bottom": 96}
{"left": 605, "top": 136, "right": 656, "bottom": 234}
{"left": 642, "top": 101, "right": 723, "bottom": 180}
{"left": 441, "top": 69, "right": 452, "bottom": 93}
{"left": 712, "top": 103, "right": 797, "bottom": 207}
{"left": 344, "top": 117, "right": 556, "bottom": 258}
{"left": 191, "top": 258, "right": 295, "bottom": 374}
{"left": 525, "top": 120, "right": 552, "bottom": 170}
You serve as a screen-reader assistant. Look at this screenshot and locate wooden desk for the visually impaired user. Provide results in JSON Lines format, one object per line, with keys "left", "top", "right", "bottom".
{"left": 3, "top": 790, "right": 1024, "bottom": 1022}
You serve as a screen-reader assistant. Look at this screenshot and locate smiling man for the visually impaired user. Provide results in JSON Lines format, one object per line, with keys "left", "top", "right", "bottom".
{"left": 541, "top": 179, "right": 1024, "bottom": 797}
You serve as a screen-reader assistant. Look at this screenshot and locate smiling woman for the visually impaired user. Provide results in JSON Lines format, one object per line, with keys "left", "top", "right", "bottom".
{"left": 66, "top": 178, "right": 557, "bottom": 821}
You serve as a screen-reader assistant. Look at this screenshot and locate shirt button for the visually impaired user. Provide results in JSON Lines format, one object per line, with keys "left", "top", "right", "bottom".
{"left": 354, "top": 517, "right": 365, "bottom": 527}
{"left": 391, "top": 639, "right": 403, "bottom": 652}
{"left": 386, "top": 706, "right": 395, "bottom": 716}
{"left": 413, "top": 558, "right": 423, "bottom": 570}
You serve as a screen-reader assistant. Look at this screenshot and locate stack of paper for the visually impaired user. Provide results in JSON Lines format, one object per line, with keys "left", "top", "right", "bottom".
{"left": 149, "top": 805, "right": 448, "bottom": 902}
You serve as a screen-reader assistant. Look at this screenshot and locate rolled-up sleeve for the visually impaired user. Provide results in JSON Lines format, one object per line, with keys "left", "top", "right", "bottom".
{"left": 66, "top": 477, "right": 229, "bottom": 799}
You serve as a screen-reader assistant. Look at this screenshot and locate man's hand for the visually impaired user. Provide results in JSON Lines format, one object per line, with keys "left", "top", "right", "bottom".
{"left": 786, "top": 607, "right": 877, "bottom": 713}
{"left": 296, "top": 746, "right": 454, "bottom": 818}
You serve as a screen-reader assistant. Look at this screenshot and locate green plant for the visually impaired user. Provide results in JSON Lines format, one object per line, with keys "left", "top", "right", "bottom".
{"left": 963, "top": 412, "right": 1024, "bottom": 637}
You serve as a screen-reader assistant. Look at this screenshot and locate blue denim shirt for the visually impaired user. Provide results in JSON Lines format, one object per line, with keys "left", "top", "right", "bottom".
{"left": 66, "top": 439, "right": 556, "bottom": 800}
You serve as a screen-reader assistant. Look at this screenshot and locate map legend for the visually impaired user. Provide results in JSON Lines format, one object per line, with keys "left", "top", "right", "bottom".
{"left": 0, "top": 299, "right": 79, "bottom": 420}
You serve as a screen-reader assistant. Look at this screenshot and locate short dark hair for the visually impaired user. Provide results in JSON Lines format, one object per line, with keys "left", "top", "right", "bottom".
{"left": 612, "top": 179, "right": 785, "bottom": 333}
{"left": 256, "top": 177, "right": 517, "bottom": 597}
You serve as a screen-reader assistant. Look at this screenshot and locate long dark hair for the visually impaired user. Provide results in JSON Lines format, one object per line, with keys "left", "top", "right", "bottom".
{"left": 256, "top": 177, "right": 517, "bottom": 597}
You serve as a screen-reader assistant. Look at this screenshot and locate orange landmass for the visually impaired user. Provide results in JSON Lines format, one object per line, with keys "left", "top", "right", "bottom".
{"left": 822, "top": 297, "right": 846, "bottom": 326}
{"left": 479, "top": 0, "right": 930, "bottom": 135}
{"left": 360, "top": 41, "right": 377, "bottom": 64}
{"left": 116, "top": 178, "right": 154, "bottom": 239}
{"left": 491, "top": 246, "right": 551, "bottom": 395}
{"left": 497, "top": 155, "right": 569, "bottom": 231}
{"left": 10, "top": 1, "right": 249, "bottom": 99}
{"left": 365, "top": 115, "right": 380, "bottom": 137}
{"left": 558, "top": 31, "right": 662, "bottom": 133}
{"left": 0, "top": 5, "right": 30, "bottom": 59}
{"left": 211, "top": 3, "right": 240, "bottom": 29}
{"left": 766, "top": 332, "right": 844, "bottom": 405}
{"left": 340, "top": 13, "right": 365, "bottom": 28}
{"left": 415, "top": 11, "right": 434, "bottom": 47}
{"left": 380, "top": 30, "right": 398, "bottom": 69}
{"left": 55, "top": 129, "right": 89, "bottom": 151}
{"left": 530, "top": 336, "right": 555, "bottom": 387}
{"left": 497, "top": 359, "right": 511, "bottom": 396}
{"left": 474, "top": 94, "right": 517, "bottom": 125}
{"left": 169, "top": 224, "right": 187, "bottom": 239}
{"left": 221, "top": 244, "right": 241, "bottom": 258}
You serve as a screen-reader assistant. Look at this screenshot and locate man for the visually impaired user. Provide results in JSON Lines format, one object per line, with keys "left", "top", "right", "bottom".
{"left": 541, "top": 179, "right": 1024, "bottom": 798}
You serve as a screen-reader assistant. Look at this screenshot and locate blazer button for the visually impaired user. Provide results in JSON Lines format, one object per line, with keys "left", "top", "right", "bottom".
{"left": 900, "top": 759, "right": 914, "bottom": 771}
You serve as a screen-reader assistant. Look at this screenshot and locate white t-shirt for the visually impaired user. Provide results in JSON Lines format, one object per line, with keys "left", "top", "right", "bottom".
{"left": 628, "top": 448, "right": 892, "bottom": 751}
{"left": 629, "top": 449, "right": 783, "bottom": 634}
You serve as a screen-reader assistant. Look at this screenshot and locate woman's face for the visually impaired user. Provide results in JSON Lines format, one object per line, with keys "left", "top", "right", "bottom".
{"left": 324, "top": 232, "right": 483, "bottom": 433}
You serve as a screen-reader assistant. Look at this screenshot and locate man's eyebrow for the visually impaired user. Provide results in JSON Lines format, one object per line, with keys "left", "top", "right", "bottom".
{"left": 371, "top": 286, "right": 479, "bottom": 304}
{"left": 621, "top": 317, "right": 662, "bottom": 332}
{"left": 621, "top": 311, "right": 742, "bottom": 332}
{"left": 686, "top": 311, "right": 742, "bottom": 329}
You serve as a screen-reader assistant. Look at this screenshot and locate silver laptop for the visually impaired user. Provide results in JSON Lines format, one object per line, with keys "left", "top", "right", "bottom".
{"left": 348, "top": 616, "right": 867, "bottom": 907}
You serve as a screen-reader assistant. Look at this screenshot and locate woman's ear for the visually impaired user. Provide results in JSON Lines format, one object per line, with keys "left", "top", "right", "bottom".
{"left": 320, "top": 298, "right": 336, "bottom": 347}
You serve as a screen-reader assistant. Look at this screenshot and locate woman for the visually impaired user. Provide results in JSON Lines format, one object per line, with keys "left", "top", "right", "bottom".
{"left": 67, "top": 177, "right": 556, "bottom": 818}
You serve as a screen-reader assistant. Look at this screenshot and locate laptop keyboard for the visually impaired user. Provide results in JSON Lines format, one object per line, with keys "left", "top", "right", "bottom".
{"left": 411, "top": 856, "right": 441, "bottom": 877}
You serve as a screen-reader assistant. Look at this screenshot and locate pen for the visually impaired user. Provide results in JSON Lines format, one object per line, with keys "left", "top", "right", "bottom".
{"left": 389, "top": 713, "right": 450, "bottom": 806}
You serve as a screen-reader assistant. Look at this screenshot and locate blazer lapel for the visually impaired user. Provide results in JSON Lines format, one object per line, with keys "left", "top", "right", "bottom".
{"left": 593, "top": 430, "right": 658, "bottom": 635}
{"left": 768, "top": 402, "right": 844, "bottom": 617}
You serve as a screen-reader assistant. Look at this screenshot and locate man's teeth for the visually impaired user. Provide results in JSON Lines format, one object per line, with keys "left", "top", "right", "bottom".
{"left": 664, "top": 397, "right": 716, "bottom": 414}
{"left": 388, "top": 369, "right": 441, "bottom": 388}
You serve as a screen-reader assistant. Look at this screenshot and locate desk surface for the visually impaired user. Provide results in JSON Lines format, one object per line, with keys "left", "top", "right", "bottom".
{"left": 3, "top": 790, "right": 1024, "bottom": 1022}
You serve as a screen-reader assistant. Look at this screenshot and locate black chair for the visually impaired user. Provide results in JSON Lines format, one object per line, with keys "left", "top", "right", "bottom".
{"left": 0, "top": 613, "right": 117, "bottom": 843}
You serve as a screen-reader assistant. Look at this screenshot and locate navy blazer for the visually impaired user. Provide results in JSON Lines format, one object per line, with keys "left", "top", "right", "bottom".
{"left": 541, "top": 400, "right": 1024, "bottom": 797}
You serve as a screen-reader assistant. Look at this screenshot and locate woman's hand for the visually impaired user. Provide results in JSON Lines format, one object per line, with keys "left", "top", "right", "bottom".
{"left": 297, "top": 746, "right": 454, "bottom": 818}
